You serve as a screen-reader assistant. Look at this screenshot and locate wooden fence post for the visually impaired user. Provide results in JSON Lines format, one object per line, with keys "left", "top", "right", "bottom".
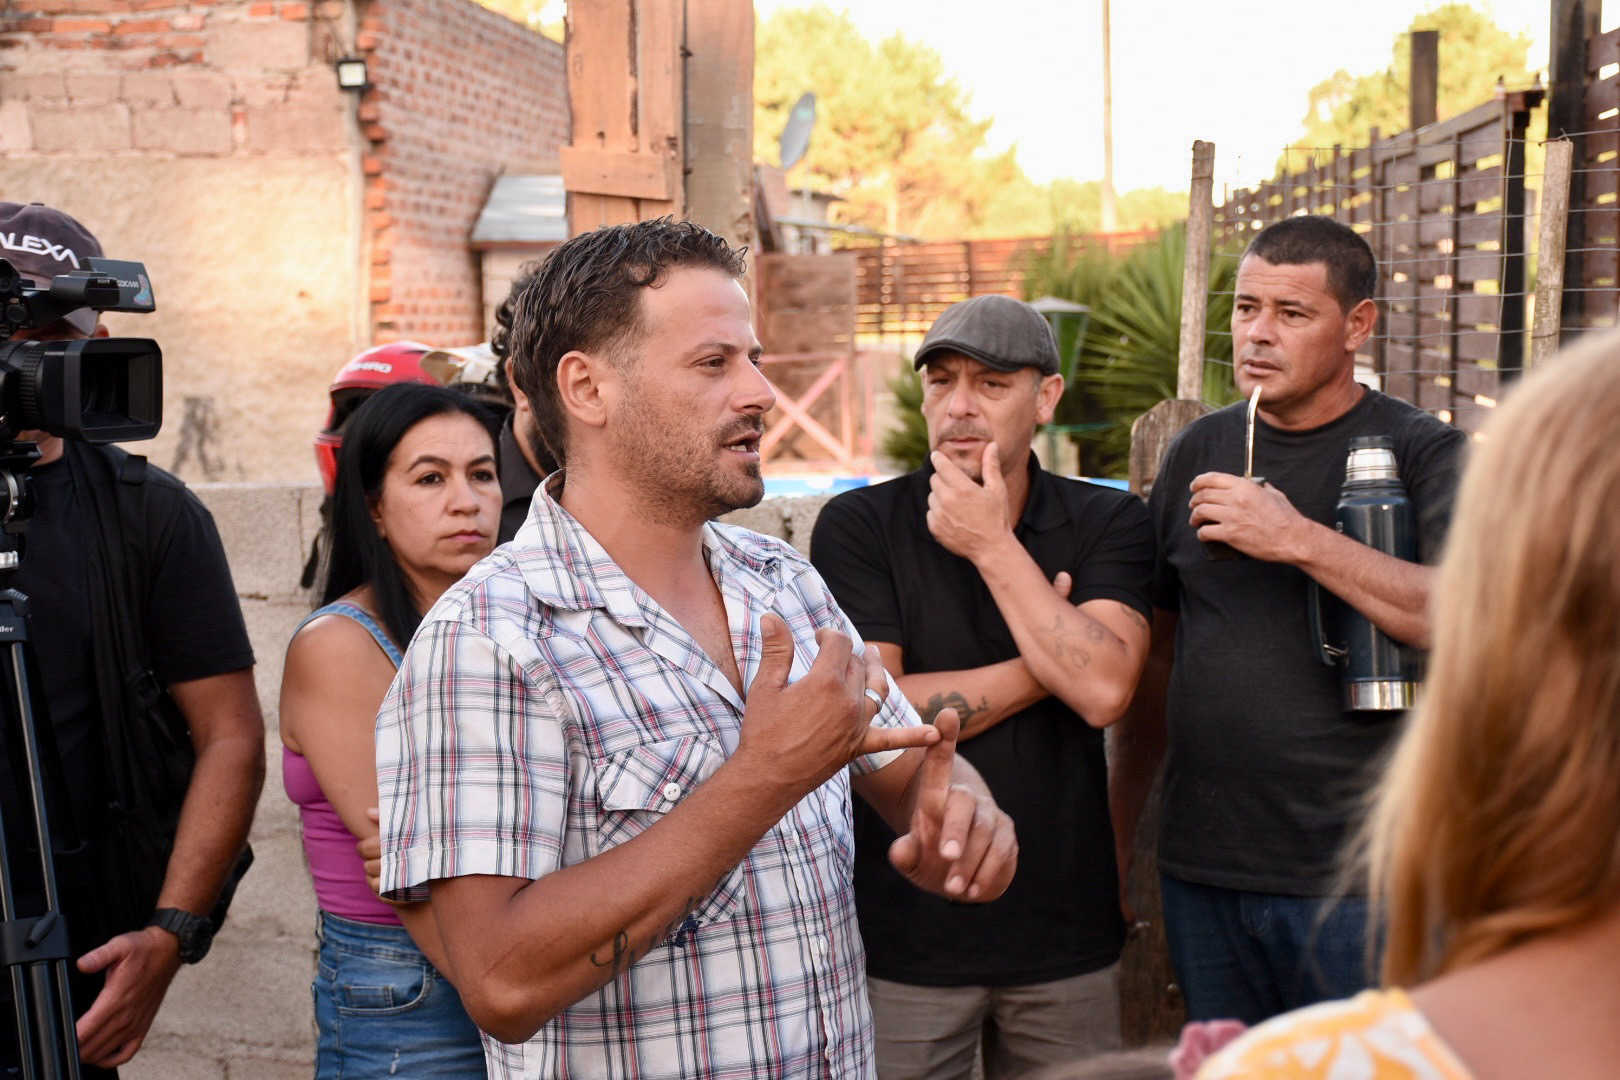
{"left": 1532, "top": 139, "right": 1575, "bottom": 368}
{"left": 1549, "top": 0, "right": 1601, "bottom": 342}
{"left": 1119, "top": 140, "right": 1219, "bottom": 1043}
{"left": 1178, "top": 141, "right": 1216, "bottom": 402}
{"left": 684, "top": 0, "right": 756, "bottom": 252}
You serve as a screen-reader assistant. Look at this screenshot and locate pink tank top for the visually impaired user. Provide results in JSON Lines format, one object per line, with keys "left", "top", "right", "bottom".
{"left": 281, "top": 601, "right": 402, "bottom": 925}
{"left": 282, "top": 746, "right": 400, "bottom": 925}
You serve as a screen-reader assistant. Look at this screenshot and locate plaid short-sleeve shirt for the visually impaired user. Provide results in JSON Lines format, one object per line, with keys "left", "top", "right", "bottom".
{"left": 376, "top": 481, "right": 917, "bottom": 1079}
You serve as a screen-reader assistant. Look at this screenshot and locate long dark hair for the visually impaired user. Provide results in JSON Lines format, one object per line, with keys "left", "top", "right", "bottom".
{"left": 321, "top": 381, "right": 499, "bottom": 651}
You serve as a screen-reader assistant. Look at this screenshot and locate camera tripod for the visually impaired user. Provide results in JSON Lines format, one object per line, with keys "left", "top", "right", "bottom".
{"left": 0, "top": 442, "right": 83, "bottom": 1080}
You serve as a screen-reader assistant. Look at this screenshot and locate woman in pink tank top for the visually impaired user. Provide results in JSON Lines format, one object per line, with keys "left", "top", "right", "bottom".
{"left": 279, "top": 382, "right": 500, "bottom": 1077}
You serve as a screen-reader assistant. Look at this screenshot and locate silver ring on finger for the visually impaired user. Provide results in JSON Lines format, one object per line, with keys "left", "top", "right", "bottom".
{"left": 863, "top": 687, "right": 885, "bottom": 709}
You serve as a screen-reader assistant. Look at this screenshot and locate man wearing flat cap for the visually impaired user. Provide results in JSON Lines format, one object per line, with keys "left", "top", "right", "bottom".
{"left": 811, "top": 294, "right": 1154, "bottom": 1077}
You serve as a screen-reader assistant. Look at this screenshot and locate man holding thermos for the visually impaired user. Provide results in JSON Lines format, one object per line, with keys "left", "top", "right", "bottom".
{"left": 1110, "top": 215, "right": 1467, "bottom": 1026}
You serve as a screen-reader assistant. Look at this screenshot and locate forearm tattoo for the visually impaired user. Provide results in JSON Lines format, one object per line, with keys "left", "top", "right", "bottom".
{"left": 915, "top": 689, "right": 990, "bottom": 728}
{"left": 591, "top": 900, "right": 699, "bottom": 976}
{"left": 588, "top": 869, "right": 729, "bottom": 975}
{"left": 1047, "top": 614, "right": 1106, "bottom": 669}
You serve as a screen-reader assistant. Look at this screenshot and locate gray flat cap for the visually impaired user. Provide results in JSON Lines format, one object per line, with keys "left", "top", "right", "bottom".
{"left": 913, "top": 294, "right": 1059, "bottom": 376}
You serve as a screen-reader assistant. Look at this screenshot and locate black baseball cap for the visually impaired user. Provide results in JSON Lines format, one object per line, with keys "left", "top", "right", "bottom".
{"left": 913, "top": 294, "right": 1060, "bottom": 376}
{"left": 0, "top": 201, "right": 104, "bottom": 334}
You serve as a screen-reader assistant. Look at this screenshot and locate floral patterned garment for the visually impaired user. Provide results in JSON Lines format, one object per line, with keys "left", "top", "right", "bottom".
{"left": 1196, "top": 989, "right": 1477, "bottom": 1080}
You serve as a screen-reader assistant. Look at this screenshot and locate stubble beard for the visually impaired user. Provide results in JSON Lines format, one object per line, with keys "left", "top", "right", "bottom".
{"left": 613, "top": 403, "right": 765, "bottom": 527}
{"left": 932, "top": 422, "right": 993, "bottom": 482}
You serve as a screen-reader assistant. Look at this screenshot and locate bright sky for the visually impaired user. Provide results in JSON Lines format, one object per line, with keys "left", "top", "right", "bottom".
{"left": 754, "top": 0, "right": 1602, "bottom": 198}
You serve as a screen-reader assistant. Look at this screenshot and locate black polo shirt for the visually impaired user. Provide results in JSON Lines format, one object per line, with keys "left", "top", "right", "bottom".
{"left": 498, "top": 415, "right": 546, "bottom": 543}
{"left": 810, "top": 457, "right": 1152, "bottom": 986}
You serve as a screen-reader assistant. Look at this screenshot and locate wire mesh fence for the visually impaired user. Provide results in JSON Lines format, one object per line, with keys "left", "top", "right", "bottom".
{"left": 1191, "top": 21, "right": 1620, "bottom": 433}
{"left": 1201, "top": 90, "right": 1546, "bottom": 433}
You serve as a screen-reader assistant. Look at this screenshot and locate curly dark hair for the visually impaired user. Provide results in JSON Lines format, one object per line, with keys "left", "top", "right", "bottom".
{"left": 490, "top": 257, "right": 545, "bottom": 392}
{"left": 504, "top": 218, "right": 748, "bottom": 467}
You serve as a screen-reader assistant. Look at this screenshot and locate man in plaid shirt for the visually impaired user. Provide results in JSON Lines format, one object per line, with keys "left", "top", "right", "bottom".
{"left": 375, "top": 218, "right": 1018, "bottom": 1079}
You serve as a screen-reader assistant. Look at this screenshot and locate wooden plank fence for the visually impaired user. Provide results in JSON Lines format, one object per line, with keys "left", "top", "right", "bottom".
{"left": 1566, "top": 22, "right": 1620, "bottom": 334}
{"left": 755, "top": 252, "right": 879, "bottom": 470}
{"left": 852, "top": 231, "right": 1155, "bottom": 341}
{"left": 1212, "top": 90, "right": 1542, "bottom": 434}
{"left": 750, "top": 231, "right": 1155, "bottom": 470}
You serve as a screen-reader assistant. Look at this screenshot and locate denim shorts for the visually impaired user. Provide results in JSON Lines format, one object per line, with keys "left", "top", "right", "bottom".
{"left": 313, "top": 910, "right": 486, "bottom": 1079}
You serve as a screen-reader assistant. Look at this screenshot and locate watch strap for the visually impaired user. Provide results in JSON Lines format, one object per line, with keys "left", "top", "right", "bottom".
{"left": 147, "top": 907, "right": 213, "bottom": 964}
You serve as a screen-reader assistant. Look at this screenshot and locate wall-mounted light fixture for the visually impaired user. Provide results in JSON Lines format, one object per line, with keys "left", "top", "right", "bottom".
{"left": 335, "top": 57, "right": 369, "bottom": 92}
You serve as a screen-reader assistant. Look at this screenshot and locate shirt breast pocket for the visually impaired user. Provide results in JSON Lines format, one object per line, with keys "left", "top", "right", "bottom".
{"left": 593, "top": 734, "right": 746, "bottom": 929}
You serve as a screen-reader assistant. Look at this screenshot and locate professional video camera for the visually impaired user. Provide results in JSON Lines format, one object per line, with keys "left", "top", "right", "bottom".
{"left": 0, "top": 255, "right": 162, "bottom": 443}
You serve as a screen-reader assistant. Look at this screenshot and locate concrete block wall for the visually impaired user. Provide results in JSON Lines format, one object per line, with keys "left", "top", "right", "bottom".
{"left": 357, "top": 0, "right": 567, "bottom": 345}
{"left": 120, "top": 483, "right": 823, "bottom": 1076}
{"left": 0, "top": 0, "right": 570, "bottom": 486}
{"left": 0, "top": 0, "right": 358, "bottom": 488}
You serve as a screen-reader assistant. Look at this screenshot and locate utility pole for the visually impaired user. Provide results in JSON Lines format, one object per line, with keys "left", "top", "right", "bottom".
{"left": 1409, "top": 30, "right": 1438, "bottom": 129}
{"left": 1100, "top": 0, "right": 1117, "bottom": 232}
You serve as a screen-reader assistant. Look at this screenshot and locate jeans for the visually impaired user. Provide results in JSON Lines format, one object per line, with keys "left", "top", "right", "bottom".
{"left": 1160, "top": 874, "right": 1375, "bottom": 1025}
{"left": 313, "top": 911, "right": 486, "bottom": 1079}
{"left": 867, "top": 966, "right": 1121, "bottom": 1080}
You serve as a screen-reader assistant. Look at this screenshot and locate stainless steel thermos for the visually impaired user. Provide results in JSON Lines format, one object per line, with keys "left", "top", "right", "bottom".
{"left": 1309, "top": 435, "right": 1422, "bottom": 714}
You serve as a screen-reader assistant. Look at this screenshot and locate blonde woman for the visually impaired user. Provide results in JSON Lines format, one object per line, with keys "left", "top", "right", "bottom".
{"left": 1199, "top": 333, "right": 1620, "bottom": 1079}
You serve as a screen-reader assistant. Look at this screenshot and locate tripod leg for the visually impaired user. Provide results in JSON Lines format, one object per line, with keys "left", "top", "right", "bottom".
{"left": 0, "top": 597, "right": 82, "bottom": 1080}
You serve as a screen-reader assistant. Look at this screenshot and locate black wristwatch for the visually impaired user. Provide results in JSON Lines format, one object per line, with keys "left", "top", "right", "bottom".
{"left": 148, "top": 908, "right": 214, "bottom": 964}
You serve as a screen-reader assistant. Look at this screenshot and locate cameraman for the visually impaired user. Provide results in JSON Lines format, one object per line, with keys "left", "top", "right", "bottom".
{"left": 0, "top": 202, "right": 265, "bottom": 1074}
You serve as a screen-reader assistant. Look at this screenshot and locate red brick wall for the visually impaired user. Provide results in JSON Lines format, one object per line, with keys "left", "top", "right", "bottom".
{"left": 0, "top": 0, "right": 566, "bottom": 483}
{"left": 0, "top": 0, "right": 358, "bottom": 485}
{"left": 357, "top": 0, "right": 566, "bottom": 344}
{"left": 0, "top": 0, "right": 567, "bottom": 349}
{"left": 0, "top": 0, "right": 349, "bottom": 157}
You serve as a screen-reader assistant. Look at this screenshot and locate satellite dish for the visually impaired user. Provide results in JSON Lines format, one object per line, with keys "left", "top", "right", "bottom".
{"left": 779, "top": 92, "right": 816, "bottom": 171}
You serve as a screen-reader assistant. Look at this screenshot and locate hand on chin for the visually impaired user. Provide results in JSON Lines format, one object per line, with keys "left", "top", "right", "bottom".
{"left": 934, "top": 445, "right": 983, "bottom": 481}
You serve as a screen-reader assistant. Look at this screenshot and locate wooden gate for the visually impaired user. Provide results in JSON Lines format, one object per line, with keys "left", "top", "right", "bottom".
{"left": 756, "top": 252, "right": 884, "bottom": 471}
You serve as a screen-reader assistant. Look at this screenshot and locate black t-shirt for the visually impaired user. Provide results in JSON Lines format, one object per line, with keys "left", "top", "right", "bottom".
{"left": 0, "top": 448, "right": 255, "bottom": 947}
{"left": 811, "top": 458, "right": 1153, "bottom": 986}
{"left": 1148, "top": 389, "right": 1466, "bottom": 895}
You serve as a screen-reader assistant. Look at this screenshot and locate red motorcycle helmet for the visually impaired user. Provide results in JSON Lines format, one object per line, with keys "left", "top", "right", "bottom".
{"left": 314, "top": 342, "right": 439, "bottom": 495}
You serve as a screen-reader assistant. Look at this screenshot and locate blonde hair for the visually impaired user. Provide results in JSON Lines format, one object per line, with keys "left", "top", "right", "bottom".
{"left": 1365, "top": 332, "right": 1620, "bottom": 985}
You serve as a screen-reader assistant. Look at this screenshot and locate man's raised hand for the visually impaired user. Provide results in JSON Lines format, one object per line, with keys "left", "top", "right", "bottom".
{"left": 738, "top": 614, "right": 938, "bottom": 798}
{"left": 887, "top": 709, "right": 1017, "bottom": 902}
{"left": 926, "top": 443, "right": 1013, "bottom": 563}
